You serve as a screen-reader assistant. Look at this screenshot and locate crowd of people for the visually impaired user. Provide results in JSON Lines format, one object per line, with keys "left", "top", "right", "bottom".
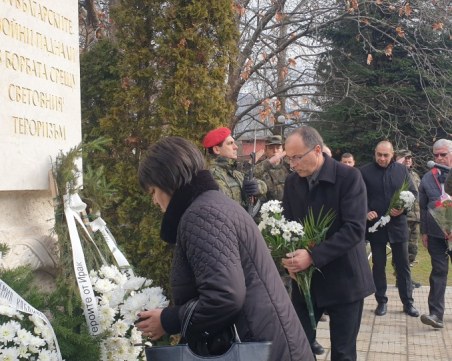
{"left": 135, "top": 126, "right": 451, "bottom": 361}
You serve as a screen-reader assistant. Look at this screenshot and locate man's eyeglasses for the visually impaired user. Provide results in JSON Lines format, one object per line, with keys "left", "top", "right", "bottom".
{"left": 433, "top": 152, "right": 450, "bottom": 158}
{"left": 285, "top": 147, "right": 316, "bottom": 164}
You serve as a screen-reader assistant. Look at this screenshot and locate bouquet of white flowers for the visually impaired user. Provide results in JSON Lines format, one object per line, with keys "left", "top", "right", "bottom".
{"left": 258, "top": 200, "right": 305, "bottom": 259}
{"left": 0, "top": 300, "right": 61, "bottom": 361}
{"left": 369, "top": 180, "right": 415, "bottom": 233}
{"left": 89, "top": 265, "right": 169, "bottom": 361}
{"left": 259, "top": 200, "right": 335, "bottom": 331}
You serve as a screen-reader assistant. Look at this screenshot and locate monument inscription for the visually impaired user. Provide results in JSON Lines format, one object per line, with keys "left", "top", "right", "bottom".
{"left": 0, "top": 0, "right": 81, "bottom": 190}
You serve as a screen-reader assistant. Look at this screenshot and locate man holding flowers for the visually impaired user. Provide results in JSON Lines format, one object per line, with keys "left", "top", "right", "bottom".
{"left": 418, "top": 138, "right": 452, "bottom": 329}
{"left": 360, "top": 141, "right": 419, "bottom": 318}
{"left": 281, "top": 126, "right": 374, "bottom": 361}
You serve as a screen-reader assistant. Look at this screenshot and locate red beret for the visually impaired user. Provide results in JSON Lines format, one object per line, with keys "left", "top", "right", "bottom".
{"left": 202, "top": 127, "right": 231, "bottom": 148}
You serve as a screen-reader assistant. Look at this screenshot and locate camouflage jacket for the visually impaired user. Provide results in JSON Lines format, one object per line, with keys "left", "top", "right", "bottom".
{"left": 208, "top": 156, "right": 267, "bottom": 208}
{"left": 407, "top": 169, "right": 420, "bottom": 222}
{"left": 254, "top": 158, "right": 291, "bottom": 201}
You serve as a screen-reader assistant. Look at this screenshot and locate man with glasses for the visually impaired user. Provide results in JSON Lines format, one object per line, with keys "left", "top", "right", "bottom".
{"left": 281, "top": 126, "right": 374, "bottom": 361}
{"left": 360, "top": 141, "right": 419, "bottom": 318}
{"left": 419, "top": 139, "right": 452, "bottom": 329}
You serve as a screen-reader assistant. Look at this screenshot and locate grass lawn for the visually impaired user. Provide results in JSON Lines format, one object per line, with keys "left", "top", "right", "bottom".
{"left": 367, "top": 242, "right": 452, "bottom": 286}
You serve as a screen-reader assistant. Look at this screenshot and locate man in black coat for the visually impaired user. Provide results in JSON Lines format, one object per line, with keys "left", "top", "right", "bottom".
{"left": 282, "top": 126, "right": 375, "bottom": 361}
{"left": 360, "top": 140, "right": 419, "bottom": 318}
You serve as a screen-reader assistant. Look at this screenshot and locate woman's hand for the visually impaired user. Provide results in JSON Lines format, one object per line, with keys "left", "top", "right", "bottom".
{"left": 135, "top": 308, "right": 165, "bottom": 341}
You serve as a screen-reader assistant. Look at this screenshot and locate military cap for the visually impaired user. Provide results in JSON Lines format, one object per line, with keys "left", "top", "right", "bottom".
{"left": 202, "top": 127, "right": 231, "bottom": 148}
{"left": 266, "top": 135, "right": 283, "bottom": 145}
{"left": 396, "top": 149, "right": 412, "bottom": 158}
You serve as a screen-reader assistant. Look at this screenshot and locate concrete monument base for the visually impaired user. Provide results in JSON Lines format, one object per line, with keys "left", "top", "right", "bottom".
{"left": 0, "top": 191, "right": 58, "bottom": 292}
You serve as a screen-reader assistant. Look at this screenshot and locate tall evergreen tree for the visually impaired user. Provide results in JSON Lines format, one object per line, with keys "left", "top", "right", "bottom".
{"left": 314, "top": 1, "right": 451, "bottom": 165}
{"left": 80, "top": 0, "right": 238, "bottom": 289}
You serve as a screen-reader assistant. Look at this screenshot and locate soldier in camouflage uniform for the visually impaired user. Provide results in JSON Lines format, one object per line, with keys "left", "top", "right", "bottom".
{"left": 254, "top": 135, "right": 291, "bottom": 201}
{"left": 202, "top": 127, "right": 267, "bottom": 209}
{"left": 396, "top": 149, "right": 421, "bottom": 287}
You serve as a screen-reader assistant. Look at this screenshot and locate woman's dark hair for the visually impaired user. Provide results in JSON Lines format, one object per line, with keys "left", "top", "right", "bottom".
{"left": 138, "top": 137, "right": 206, "bottom": 195}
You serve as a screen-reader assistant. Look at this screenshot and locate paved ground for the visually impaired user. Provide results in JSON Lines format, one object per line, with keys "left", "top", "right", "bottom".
{"left": 315, "top": 285, "right": 452, "bottom": 361}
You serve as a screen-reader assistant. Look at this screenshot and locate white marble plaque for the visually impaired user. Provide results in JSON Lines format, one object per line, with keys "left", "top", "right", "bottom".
{"left": 0, "top": 0, "right": 81, "bottom": 190}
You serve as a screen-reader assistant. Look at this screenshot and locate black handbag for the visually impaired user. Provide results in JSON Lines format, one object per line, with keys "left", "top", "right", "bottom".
{"left": 145, "top": 300, "right": 272, "bottom": 361}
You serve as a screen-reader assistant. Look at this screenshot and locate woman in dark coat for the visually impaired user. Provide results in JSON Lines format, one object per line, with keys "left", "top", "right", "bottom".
{"left": 135, "top": 136, "right": 313, "bottom": 361}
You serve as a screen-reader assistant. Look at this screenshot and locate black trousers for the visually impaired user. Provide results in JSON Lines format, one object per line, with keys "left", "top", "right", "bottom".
{"left": 370, "top": 241, "right": 413, "bottom": 305}
{"left": 291, "top": 284, "right": 364, "bottom": 361}
{"left": 427, "top": 235, "right": 449, "bottom": 319}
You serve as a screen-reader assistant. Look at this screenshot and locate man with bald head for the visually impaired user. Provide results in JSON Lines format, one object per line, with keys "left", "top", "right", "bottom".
{"left": 360, "top": 141, "right": 419, "bottom": 318}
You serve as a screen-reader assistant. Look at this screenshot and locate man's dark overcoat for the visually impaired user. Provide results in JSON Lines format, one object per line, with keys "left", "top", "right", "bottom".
{"left": 283, "top": 156, "right": 375, "bottom": 308}
{"left": 360, "top": 161, "right": 417, "bottom": 244}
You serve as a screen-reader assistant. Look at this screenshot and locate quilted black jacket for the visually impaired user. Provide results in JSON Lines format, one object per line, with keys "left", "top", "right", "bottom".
{"left": 159, "top": 171, "right": 313, "bottom": 361}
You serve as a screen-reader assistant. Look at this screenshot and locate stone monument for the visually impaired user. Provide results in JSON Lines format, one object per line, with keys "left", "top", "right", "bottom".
{"left": 0, "top": 1, "right": 82, "bottom": 288}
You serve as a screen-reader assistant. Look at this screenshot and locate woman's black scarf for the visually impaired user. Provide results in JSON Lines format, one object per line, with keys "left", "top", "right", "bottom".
{"left": 160, "top": 170, "right": 219, "bottom": 244}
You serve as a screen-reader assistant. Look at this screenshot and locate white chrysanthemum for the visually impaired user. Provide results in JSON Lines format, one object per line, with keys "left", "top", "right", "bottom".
{"left": 120, "top": 287, "right": 168, "bottom": 324}
{"left": 116, "top": 342, "right": 135, "bottom": 361}
{"left": 89, "top": 265, "right": 168, "bottom": 359}
{"left": 109, "top": 288, "right": 126, "bottom": 309}
{"left": 0, "top": 347, "right": 21, "bottom": 361}
{"left": 145, "top": 287, "right": 169, "bottom": 309}
{"left": 0, "top": 304, "right": 23, "bottom": 319}
{"left": 99, "top": 343, "right": 109, "bottom": 361}
{"left": 99, "top": 265, "right": 128, "bottom": 287}
{"left": 17, "top": 344, "right": 31, "bottom": 359}
{"left": 47, "top": 350, "right": 60, "bottom": 361}
{"left": 93, "top": 278, "right": 117, "bottom": 294}
{"left": 30, "top": 314, "right": 45, "bottom": 329}
{"left": 130, "top": 326, "right": 143, "bottom": 344}
{"left": 111, "top": 320, "right": 129, "bottom": 337}
{"left": 39, "top": 326, "right": 54, "bottom": 346}
{"left": 0, "top": 322, "right": 17, "bottom": 343}
{"left": 28, "top": 344, "right": 40, "bottom": 353}
{"left": 16, "top": 328, "right": 45, "bottom": 348}
{"left": 124, "top": 277, "right": 147, "bottom": 291}
{"left": 99, "top": 304, "right": 117, "bottom": 331}
{"left": 37, "top": 348, "right": 53, "bottom": 361}
{"left": 14, "top": 328, "right": 32, "bottom": 346}
{"left": 89, "top": 269, "right": 98, "bottom": 278}
{"left": 400, "top": 191, "right": 415, "bottom": 209}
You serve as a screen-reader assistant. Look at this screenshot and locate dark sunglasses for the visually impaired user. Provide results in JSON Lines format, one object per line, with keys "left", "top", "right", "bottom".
{"left": 433, "top": 152, "right": 449, "bottom": 158}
